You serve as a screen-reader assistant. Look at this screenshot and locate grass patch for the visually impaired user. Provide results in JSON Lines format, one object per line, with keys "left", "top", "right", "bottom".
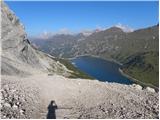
{"left": 122, "top": 51, "right": 159, "bottom": 87}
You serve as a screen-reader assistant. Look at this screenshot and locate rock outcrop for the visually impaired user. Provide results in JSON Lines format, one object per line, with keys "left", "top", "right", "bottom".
{"left": 1, "top": 1, "right": 159, "bottom": 119}
{"left": 1, "top": 2, "right": 71, "bottom": 77}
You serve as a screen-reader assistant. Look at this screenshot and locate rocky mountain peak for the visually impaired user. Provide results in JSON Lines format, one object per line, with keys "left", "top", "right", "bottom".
{"left": 104, "top": 26, "right": 125, "bottom": 33}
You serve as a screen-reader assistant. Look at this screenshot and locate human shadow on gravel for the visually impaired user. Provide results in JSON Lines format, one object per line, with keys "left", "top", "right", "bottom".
{"left": 47, "top": 100, "right": 58, "bottom": 119}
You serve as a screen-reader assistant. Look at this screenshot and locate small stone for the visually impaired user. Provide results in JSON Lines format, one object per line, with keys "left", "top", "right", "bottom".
{"left": 152, "top": 104, "right": 158, "bottom": 109}
{"left": 146, "top": 87, "right": 155, "bottom": 93}
{"left": 4, "top": 102, "right": 11, "bottom": 107}
{"left": 10, "top": 89, "right": 16, "bottom": 93}
{"left": 146, "top": 100, "right": 151, "bottom": 105}
{"left": 16, "top": 102, "right": 20, "bottom": 105}
{"left": 1, "top": 99, "right": 5, "bottom": 103}
{"left": 12, "top": 104, "right": 18, "bottom": 109}
{"left": 133, "top": 84, "right": 142, "bottom": 90}
{"left": 20, "top": 109, "right": 25, "bottom": 115}
{"left": 121, "top": 107, "right": 125, "bottom": 110}
{"left": 111, "top": 103, "right": 114, "bottom": 106}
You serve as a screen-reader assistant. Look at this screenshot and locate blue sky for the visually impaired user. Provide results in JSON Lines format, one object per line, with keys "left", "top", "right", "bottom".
{"left": 6, "top": 1, "right": 159, "bottom": 36}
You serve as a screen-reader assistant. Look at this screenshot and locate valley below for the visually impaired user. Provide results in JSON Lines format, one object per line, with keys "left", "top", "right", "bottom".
{"left": 31, "top": 24, "right": 159, "bottom": 88}
{"left": 1, "top": 1, "right": 159, "bottom": 119}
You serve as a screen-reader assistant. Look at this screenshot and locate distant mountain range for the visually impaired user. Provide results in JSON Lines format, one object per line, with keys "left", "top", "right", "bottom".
{"left": 31, "top": 33, "right": 85, "bottom": 57}
{"left": 31, "top": 25, "right": 158, "bottom": 61}
{"left": 31, "top": 24, "right": 159, "bottom": 87}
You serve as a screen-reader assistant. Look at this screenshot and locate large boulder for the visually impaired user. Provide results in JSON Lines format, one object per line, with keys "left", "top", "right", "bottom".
{"left": 146, "top": 87, "right": 155, "bottom": 93}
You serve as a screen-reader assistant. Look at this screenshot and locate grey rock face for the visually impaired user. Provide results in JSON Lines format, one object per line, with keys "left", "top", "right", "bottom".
{"left": 1, "top": 2, "right": 71, "bottom": 76}
{"left": 1, "top": 2, "right": 73, "bottom": 118}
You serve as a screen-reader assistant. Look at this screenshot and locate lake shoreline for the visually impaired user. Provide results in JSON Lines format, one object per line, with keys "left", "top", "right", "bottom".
{"left": 71, "top": 56, "right": 133, "bottom": 85}
{"left": 69, "top": 55, "right": 158, "bottom": 91}
{"left": 68, "top": 54, "right": 123, "bottom": 66}
{"left": 119, "top": 68, "right": 158, "bottom": 90}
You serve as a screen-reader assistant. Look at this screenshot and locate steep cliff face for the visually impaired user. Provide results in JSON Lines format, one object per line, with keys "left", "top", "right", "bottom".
{"left": 1, "top": 2, "right": 71, "bottom": 76}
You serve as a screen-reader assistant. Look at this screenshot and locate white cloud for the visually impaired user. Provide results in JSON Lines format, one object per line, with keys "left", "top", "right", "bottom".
{"left": 80, "top": 26, "right": 106, "bottom": 36}
{"left": 38, "top": 30, "right": 54, "bottom": 39}
{"left": 33, "top": 28, "right": 74, "bottom": 40}
{"left": 31, "top": 24, "right": 134, "bottom": 40}
{"left": 95, "top": 25, "right": 106, "bottom": 31}
{"left": 80, "top": 29, "right": 94, "bottom": 36}
{"left": 115, "top": 23, "right": 134, "bottom": 32}
{"left": 56, "top": 28, "right": 73, "bottom": 35}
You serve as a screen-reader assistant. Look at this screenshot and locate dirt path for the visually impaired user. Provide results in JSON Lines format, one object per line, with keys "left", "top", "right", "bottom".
{"left": 21, "top": 74, "right": 82, "bottom": 118}
{"left": 1, "top": 74, "right": 159, "bottom": 119}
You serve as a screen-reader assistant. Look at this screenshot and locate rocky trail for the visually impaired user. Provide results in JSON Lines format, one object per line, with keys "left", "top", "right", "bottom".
{"left": 1, "top": 73, "right": 159, "bottom": 119}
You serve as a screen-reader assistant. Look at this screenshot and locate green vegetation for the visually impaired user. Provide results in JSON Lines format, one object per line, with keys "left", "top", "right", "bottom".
{"left": 122, "top": 51, "right": 159, "bottom": 87}
{"left": 32, "top": 25, "right": 159, "bottom": 87}
{"left": 53, "top": 58, "right": 95, "bottom": 79}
